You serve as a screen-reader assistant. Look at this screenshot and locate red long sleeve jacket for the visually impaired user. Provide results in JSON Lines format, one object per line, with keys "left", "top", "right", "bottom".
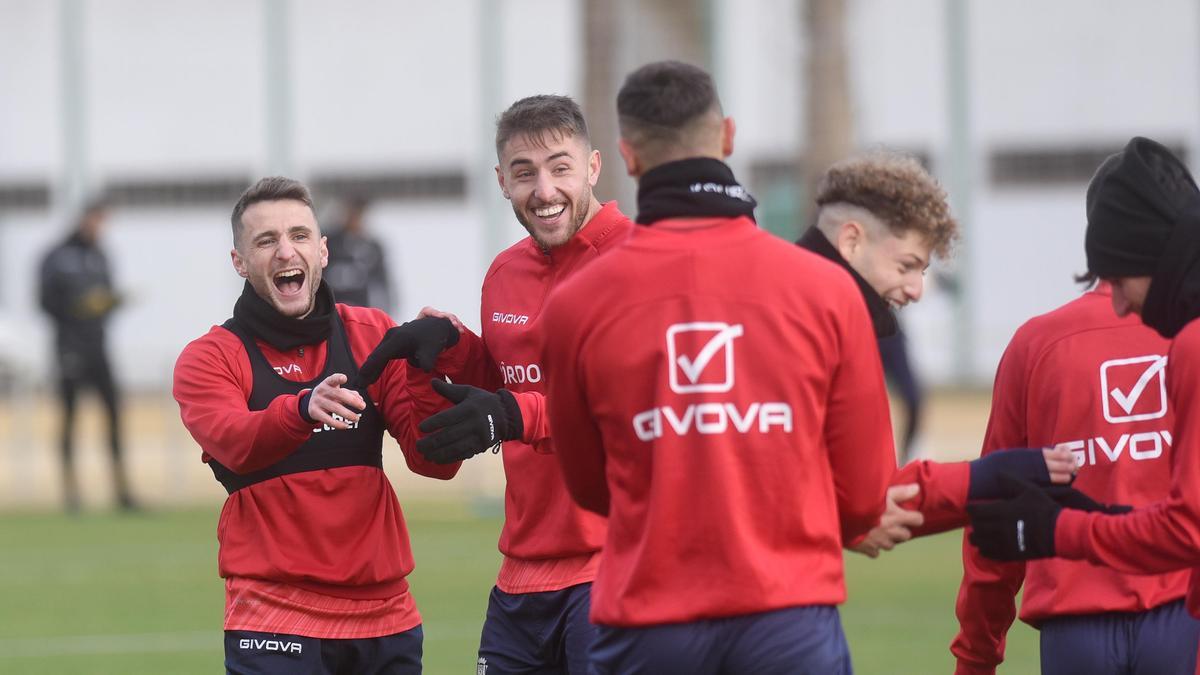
{"left": 541, "top": 216, "right": 896, "bottom": 627}
{"left": 173, "top": 303, "right": 459, "bottom": 601}
{"left": 954, "top": 285, "right": 1184, "bottom": 675}
{"left": 1055, "top": 312, "right": 1200, "bottom": 613}
{"left": 432, "top": 202, "right": 633, "bottom": 592}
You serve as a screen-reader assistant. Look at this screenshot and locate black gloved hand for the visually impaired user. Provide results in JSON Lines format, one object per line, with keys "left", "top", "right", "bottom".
{"left": 416, "top": 379, "right": 524, "bottom": 464}
{"left": 967, "top": 475, "right": 1062, "bottom": 561}
{"left": 354, "top": 317, "right": 460, "bottom": 387}
{"left": 968, "top": 447, "right": 1056, "bottom": 500}
{"left": 1042, "top": 485, "right": 1133, "bottom": 515}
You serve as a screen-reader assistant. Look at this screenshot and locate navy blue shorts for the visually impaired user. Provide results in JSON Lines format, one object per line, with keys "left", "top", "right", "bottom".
{"left": 224, "top": 625, "right": 422, "bottom": 675}
{"left": 477, "top": 583, "right": 595, "bottom": 674}
{"left": 1039, "top": 599, "right": 1200, "bottom": 675}
{"left": 587, "top": 604, "right": 852, "bottom": 675}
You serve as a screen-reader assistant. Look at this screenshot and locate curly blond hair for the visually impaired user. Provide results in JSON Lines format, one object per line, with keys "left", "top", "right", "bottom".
{"left": 816, "top": 152, "right": 958, "bottom": 258}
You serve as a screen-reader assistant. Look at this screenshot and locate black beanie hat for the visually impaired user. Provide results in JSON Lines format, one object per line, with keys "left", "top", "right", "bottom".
{"left": 1084, "top": 137, "right": 1200, "bottom": 278}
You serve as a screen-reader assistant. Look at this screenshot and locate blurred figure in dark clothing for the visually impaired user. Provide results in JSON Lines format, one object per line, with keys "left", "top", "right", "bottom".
{"left": 38, "top": 200, "right": 134, "bottom": 512}
{"left": 879, "top": 327, "right": 923, "bottom": 464}
{"left": 324, "top": 197, "right": 396, "bottom": 312}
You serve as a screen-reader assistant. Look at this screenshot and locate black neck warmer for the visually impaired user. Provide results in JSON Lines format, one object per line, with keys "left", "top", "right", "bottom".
{"left": 635, "top": 158, "right": 757, "bottom": 225}
{"left": 232, "top": 280, "right": 335, "bottom": 351}
{"left": 797, "top": 226, "right": 898, "bottom": 338}
{"left": 1142, "top": 202, "right": 1200, "bottom": 338}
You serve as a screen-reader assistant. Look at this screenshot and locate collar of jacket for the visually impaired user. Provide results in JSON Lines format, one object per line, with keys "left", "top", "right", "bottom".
{"left": 796, "top": 226, "right": 898, "bottom": 338}
{"left": 531, "top": 201, "right": 630, "bottom": 263}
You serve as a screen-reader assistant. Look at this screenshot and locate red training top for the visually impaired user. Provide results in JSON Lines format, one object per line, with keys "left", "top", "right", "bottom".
{"left": 1055, "top": 311, "right": 1200, "bottom": 614}
{"left": 434, "top": 201, "right": 634, "bottom": 593}
{"left": 173, "top": 303, "right": 459, "bottom": 638}
{"left": 541, "top": 215, "right": 896, "bottom": 627}
{"left": 954, "top": 284, "right": 1184, "bottom": 675}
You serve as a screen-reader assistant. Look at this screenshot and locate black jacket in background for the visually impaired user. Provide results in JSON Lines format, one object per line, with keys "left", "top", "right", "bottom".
{"left": 38, "top": 232, "right": 119, "bottom": 355}
{"left": 324, "top": 228, "right": 394, "bottom": 312}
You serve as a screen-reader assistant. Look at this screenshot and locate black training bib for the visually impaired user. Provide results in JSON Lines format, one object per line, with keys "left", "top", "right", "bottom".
{"left": 208, "top": 312, "right": 385, "bottom": 493}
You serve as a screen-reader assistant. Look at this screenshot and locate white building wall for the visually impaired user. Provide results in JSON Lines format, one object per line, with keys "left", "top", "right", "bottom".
{"left": 2, "top": 0, "right": 1200, "bottom": 389}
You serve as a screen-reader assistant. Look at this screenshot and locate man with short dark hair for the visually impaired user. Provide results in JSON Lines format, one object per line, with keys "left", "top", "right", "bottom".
{"left": 173, "top": 176, "right": 461, "bottom": 673}
{"left": 402, "top": 94, "right": 634, "bottom": 674}
{"left": 540, "top": 60, "right": 895, "bottom": 674}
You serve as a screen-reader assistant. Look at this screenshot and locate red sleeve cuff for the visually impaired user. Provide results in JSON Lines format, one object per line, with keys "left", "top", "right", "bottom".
{"left": 934, "top": 460, "right": 971, "bottom": 508}
{"left": 514, "top": 390, "right": 551, "bottom": 451}
{"left": 1054, "top": 507, "right": 1094, "bottom": 560}
{"left": 899, "top": 460, "right": 971, "bottom": 536}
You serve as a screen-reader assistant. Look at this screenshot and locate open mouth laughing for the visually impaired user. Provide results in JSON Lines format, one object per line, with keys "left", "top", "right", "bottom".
{"left": 273, "top": 268, "right": 306, "bottom": 297}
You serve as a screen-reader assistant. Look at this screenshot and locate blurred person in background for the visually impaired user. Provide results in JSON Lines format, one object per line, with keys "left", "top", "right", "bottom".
{"left": 879, "top": 326, "right": 924, "bottom": 463}
{"left": 172, "top": 176, "right": 461, "bottom": 673}
{"left": 324, "top": 196, "right": 397, "bottom": 313}
{"left": 37, "top": 198, "right": 134, "bottom": 512}
{"left": 796, "top": 154, "right": 1076, "bottom": 559}
{"left": 968, "top": 137, "right": 1200, "bottom": 674}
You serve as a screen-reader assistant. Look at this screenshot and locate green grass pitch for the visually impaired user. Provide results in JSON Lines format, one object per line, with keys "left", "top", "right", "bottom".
{"left": 0, "top": 504, "right": 1038, "bottom": 674}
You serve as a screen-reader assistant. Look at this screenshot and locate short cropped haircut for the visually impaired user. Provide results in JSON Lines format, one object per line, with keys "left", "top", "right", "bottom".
{"left": 230, "top": 176, "right": 315, "bottom": 248}
{"left": 617, "top": 60, "right": 721, "bottom": 149}
{"left": 816, "top": 153, "right": 958, "bottom": 258}
{"left": 495, "top": 95, "right": 589, "bottom": 159}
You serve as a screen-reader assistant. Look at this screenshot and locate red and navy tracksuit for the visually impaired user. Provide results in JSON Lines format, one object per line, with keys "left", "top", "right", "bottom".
{"left": 432, "top": 201, "right": 634, "bottom": 673}
{"left": 955, "top": 284, "right": 1197, "bottom": 675}
{"left": 174, "top": 303, "right": 458, "bottom": 672}
{"left": 541, "top": 214, "right": 896, "bottom": 673}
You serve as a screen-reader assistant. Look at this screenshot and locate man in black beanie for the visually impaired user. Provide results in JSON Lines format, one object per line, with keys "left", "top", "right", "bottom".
{"left": 969, "top": 137, "right": 1200, "bottom": 672}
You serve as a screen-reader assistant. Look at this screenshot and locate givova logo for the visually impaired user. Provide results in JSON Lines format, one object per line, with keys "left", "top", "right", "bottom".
{"left": 492, "top": 312, "right": 529, "bottom": 325}
{"left": 238, "top": 637, "right": 303, "bottom": 654}
{"left": 633, "top": 322, "right": 793, "bottom": 441}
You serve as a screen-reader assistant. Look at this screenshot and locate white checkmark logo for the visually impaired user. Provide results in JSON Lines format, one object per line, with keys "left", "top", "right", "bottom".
{"left": 675, "top": 324, "right": 744, "bottom": 383}
{"left": 1099, "top": 354, "right": 1169, "bottom": 423}
{"left": 1109, "top": 356, "right": 1166, "bottom": 414}
{"left": 666, "top": 322, "right": 745, "bottom": 393}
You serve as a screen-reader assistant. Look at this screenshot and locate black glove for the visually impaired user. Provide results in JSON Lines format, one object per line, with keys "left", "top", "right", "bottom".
{"left": 1042, "top": 485, "right": 1133, "bottom": 515}
{"left": 967, "top": 475, "right": 1062, "bottom": 561}
{"left": 416, "top": 379, "right": 524, "bottom": 464}
{"left": 354, "top": 317, "right": 459, "bottom": 387}
{"left": 968, "top": 447, "right": 1057, "bottom": 500}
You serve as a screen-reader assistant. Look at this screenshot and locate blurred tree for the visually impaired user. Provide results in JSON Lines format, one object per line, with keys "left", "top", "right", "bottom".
{"left": 584, "top": 0, "right": 711, "bottom": 213}
{"left": 801, "top": 0, "right": 854, "bottom": 226}
{"left": 584, "top": 0, "right": 623, "bottom": 208}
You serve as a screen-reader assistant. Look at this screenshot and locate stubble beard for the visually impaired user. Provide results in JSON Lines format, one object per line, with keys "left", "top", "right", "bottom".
{"left": 515, "top": 189, "right": 593, "bottom": 251}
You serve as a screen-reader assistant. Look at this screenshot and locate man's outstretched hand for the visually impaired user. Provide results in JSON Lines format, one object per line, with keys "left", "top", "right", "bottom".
{"left": 301, "top": 373, "right": 365, "bottom": 430}
{"left": 354, "top": 316, "right": 460, "bottom": 387}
